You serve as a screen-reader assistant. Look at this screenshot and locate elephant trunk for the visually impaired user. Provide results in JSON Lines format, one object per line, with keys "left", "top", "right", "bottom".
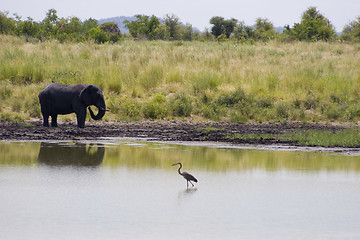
{"left": 88, "top": 106, "right": 106, "bottom": 120}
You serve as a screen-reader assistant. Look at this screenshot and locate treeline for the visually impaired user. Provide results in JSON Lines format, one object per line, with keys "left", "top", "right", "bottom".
{"left": 1, "top": 7, "right": 360, "bottom": 43}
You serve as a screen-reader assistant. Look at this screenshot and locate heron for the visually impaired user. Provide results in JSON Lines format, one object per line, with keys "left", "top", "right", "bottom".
{"left": 172, "top": 162, "right": 198, "bottom": 188}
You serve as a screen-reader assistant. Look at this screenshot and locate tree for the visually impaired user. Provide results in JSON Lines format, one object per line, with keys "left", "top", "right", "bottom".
{"left": 86, "top": 28, "right": 108, "bottom": 43}
{"left": 210, "top": 16, "right": 237, "bottom": 39}
{"left": 100, "top": 22, "right": 121, "bottom": 42}
{"left": 41, "top": 9, "right": 60, "bottom": 38}
{"left": 285, "top": 7, "right": 335, "bottom": 41}
{"left": 340, "top": 17, "right": 360, "bottom": 42}
{"left": 254, "top": 18, "right": 276, "bottom": 41}
{"left": 83, "top": 18, "right": 98, "bottom": 33}
{"left": 223, "top": 18, "right": 237, "bottom": 38}
{"left": 164, "top": 14, "right": 180, "bottom": 40}
{"left": 0, "top": 11, "right": 16, "bottom": 34}
{"left": 124, "top": 15, "right": 160, "bottom": 39}
{"left": 183, "top": 23, "right": 193, "bottom": 41}
{"left": 17, "top": 17, "right": 41, "bottom": 38}
{"left": 210, "top": 16, "right": 224, "bottom": 38}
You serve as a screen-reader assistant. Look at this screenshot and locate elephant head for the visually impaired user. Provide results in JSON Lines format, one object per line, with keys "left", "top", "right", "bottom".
{"left": 80, "top": 85, "right": 107, "bottom": 120}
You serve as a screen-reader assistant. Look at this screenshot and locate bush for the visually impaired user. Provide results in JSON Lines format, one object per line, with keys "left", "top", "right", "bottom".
{"left": 169, "top": 93, "right": 192, "bottom": 117}
{"left": 121, "top": 97, "right": 142, "bottom": 120}
{"left": 86, "top": 28, "right": 108, "bottom": 44}
{"left": 25, "top": 96, "right": 41, "bottom": 118}
{"left": 142, "top": 93, "right": 168, "bottom": 119}
{"left": 276, "top": 102, "right": 290, "bottom": 119}
{"left": 217, "top": 88, "right": 247, "bottom": 106}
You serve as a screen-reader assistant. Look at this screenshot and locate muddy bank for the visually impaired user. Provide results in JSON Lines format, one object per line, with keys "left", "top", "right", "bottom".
{"left": 0, "top": 120, "right": 354, "bottom": 145}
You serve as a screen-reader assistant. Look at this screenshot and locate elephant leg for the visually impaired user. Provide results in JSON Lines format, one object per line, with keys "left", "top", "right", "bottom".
{"left": 42, "top": 114, "right": 49, "bottom": 127}
{"left": 51, "top": 114, "right": 58, "bottom": 127}
{"left": 76, "top": 108, "right": 86, "bottom": 128}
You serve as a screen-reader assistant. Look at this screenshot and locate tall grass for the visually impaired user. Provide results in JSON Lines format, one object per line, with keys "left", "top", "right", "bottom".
{"left": 1, "top": 35, "right": 360, "bottom": 123}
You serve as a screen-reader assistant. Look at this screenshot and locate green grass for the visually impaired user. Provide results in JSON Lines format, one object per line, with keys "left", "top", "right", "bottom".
{"left": 228, "top": 128, "right": 360, "bottom": 148}
{"left": 1, "top": 35, "right": 360, "bottom": 124}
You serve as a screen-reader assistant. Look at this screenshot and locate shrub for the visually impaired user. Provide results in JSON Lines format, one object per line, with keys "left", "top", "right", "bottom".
{"left": 324, "top": 105, "right": 342, "bottom": 120}
{"left": 86, "top": 28, "right": 108, "bottom": 44}
{"left": 121, "top": 97, "right": 142, "bottom": 120}
{"left": 169, "top": 93, "right": 192, "bottom": 117}
{"left": 276, "top": 102, "right": 290, "bottom": 119}
{"left": 256, "top": 97, "right": 273, "bottom": 108}
{"left": 25, "top": 96, "right": 41, "bottom": 118}
{"left": 217, "top": 88, "right": 247, "bottom": 106}
{"left": 142, "top": 93, "right": 168, "bottom": 119}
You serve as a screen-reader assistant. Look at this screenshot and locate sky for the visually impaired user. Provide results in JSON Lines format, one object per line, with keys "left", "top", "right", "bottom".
{"left": 2, "top": 0, "right": 359, "bottom": 32}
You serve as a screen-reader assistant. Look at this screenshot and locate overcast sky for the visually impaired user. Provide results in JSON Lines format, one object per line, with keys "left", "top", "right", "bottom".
{"left": 2, "top": 0, "right": 359, "bottom": 32}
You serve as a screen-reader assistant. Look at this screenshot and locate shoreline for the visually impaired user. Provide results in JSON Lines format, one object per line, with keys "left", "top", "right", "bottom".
{"left": 1, "top": 121, "right": 360, "bottom": 154}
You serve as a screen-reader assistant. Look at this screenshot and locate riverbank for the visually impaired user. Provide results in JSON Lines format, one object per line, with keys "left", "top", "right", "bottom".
{"left": 1, "top": 120, "right": 359, "bottom": 148}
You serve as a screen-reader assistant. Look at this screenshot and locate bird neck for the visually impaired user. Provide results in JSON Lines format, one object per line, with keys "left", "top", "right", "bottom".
{"left": 177, "top": 164, "right": 183, "bottom": 175}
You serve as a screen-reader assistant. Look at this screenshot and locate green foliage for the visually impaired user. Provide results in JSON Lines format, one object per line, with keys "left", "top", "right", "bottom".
{"left": 340, "top": 17, "right": 360, "bottom": 42}
{"left": 284, "top": 7, "right": 335, "bottom": 41}
{"left": 86, "top": 28, "right": 108, "bottom": 43}
{"left": 217, "top": 88, "right": 247, "bottom": 106}
{"left": 119, "top": 97, "right": 142, "bottom": 120}
{"left": 228, "top": 128, "right": 360, "bottom": 147}
{"left": 0, "top": 12, "right": 16, "bottom": 34}
{"left": 124, "top": 15, "right": 160, "bottom": 39}
{"left": 233, "top": 22, "right": 255, "bottom": 40}
{"left": 0, "top": 112, "right": 27, "bottom": 122}
{"left": 164, "top": 14, "right": 181, "bottom": 40}
{"left": 284, "top": 129, "right": 360, "bottom": 147}
{"left": 276, "top": 102, "right": 290, "bottom": 119}
{"left": 4, "top": 7, "right": 360, "bottom": 43}
{"left": 100, "top": 22, "right": 121, "bottom": 42}
{"left": 210, "top": 17, "right": 237, "bottom": 38}
{"left": 142, "top": 93, "right": 168, "bottom": 120}
{"left": 169, "top": 93, "right": 192, "bottom": 117}
{"left": 254, "top": 18, "right": 276, "bottom": 41}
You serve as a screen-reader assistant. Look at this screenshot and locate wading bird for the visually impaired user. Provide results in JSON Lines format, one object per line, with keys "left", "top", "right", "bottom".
{"left": 172, "top": 162, "right": 198, "bottom": 188}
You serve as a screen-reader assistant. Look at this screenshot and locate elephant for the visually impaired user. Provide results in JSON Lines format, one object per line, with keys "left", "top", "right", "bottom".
{"left": 38, "top": 142, "right": 105, "bottom": 167}
{"left": 38, "top": 83, "right": 107, "bottom": 128}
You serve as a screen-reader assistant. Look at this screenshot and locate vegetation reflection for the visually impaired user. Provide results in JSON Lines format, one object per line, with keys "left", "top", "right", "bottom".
{"left": 0, "top": 141, "right": 359, "bottom": 172}
{"left": 102, "top": 140, "right": 360, "bottom": 172}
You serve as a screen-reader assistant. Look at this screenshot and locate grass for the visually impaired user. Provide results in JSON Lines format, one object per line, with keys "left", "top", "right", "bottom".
{"left": 228, "top": 128, "right": 360, "bottom": 148}
{"left": 1, "top": 35, "right": 360, "bottom": 124}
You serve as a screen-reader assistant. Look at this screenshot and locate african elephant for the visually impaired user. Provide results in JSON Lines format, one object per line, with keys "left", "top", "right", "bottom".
{"left": 38, "top": 83, "right": 107, "bottom": 128}
{"left": 38, "top": 142, "right": 105, "bottom": 167}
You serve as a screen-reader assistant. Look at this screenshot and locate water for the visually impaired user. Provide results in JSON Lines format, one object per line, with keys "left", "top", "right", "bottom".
{"left": 1, "top": 139, "right": 360, "bottom": 239}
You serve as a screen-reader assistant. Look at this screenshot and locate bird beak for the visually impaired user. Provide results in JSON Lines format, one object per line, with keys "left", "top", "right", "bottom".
{"left": 171, "top": 163, "right": 178, "bottom": 166}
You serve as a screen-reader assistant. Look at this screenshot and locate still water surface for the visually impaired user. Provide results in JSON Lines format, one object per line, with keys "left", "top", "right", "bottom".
{"left": 1, "top": 139, "right": 360, "bottom": 239}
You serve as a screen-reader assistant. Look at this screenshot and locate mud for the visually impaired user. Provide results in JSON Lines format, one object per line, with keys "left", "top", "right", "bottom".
{"left": 0, "top": 120, "right": 353, "bottom": 145}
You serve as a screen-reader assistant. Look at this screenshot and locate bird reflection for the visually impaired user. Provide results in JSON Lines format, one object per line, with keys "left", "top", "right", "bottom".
{"left": 38, "top": 142, "right": 105, "bottom": 167}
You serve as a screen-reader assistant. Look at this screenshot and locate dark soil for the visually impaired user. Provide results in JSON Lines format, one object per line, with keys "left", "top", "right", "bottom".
{"left": 0, "top": 120, "right": 352, "bottom": 146}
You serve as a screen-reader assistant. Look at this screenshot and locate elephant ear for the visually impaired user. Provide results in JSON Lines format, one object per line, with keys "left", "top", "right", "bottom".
{"left": 79, "top": 85, "right": 96, "bottom": 106}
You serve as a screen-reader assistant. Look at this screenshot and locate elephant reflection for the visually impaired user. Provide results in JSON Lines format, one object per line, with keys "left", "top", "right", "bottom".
{"left": 38, "top": 142, "right": 105, "bottom": 167}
